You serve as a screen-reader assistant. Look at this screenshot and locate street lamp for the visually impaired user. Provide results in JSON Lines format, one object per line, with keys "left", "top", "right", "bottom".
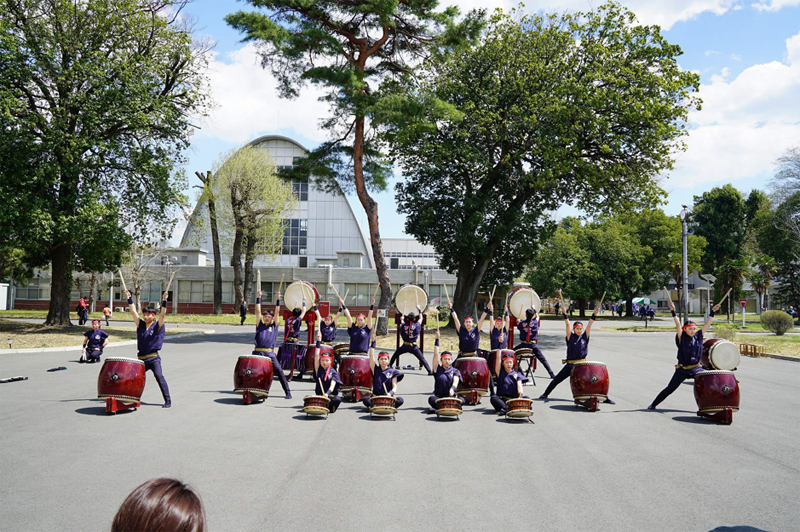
{"left": 679, "top": 205, "right": 690, "bottom": 322}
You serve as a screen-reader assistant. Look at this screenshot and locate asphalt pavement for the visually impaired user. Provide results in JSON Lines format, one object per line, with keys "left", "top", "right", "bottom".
{"left": 1, "top": 320, "right": 798, "bottom": 532}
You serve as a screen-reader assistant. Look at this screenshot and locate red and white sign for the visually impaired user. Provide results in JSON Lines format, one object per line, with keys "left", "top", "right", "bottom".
{"left": 739, "top": 299, "right": 748, "bottom": 307}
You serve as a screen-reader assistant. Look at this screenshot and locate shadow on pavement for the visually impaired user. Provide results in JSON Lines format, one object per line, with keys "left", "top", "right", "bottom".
{"left": 292, "top": 414, "right": 328, "bottom": 421}
{"left": 213, "top": 397, "right": 246, "bottom": 406}
{"left": 75, "top": 406, "right": 127, "bottom": 416}
{"left": 672, "top": 415, "right": 726, "bottom": 425}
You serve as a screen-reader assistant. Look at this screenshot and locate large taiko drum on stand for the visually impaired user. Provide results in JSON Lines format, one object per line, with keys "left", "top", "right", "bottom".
{"left": 393, "top": 284, "right": 428, "bottom": 316}
{"left": 569, "top": 361, "right": 609, "bottom": 411}
{"left": 694, "top": 370, "right": 740, "bottom": 424}
{"left": 234, "top": 355, "right": 274, "bottom": 403}
{"left": 454, "top": 356, "right": 490, "bottom": 405}
{"left": 97, "top": 357, "right": 146, "bottom": 414}
{"left": 507, "top": 286, "right": 541, "bottom": 319}
{"left": 488, "top": 349, "right": 518, "bottom": 378}
{"left": 339, "top": 355, "right": 372, "bottom": 401}
{"left": 701, "top": 339, "right": 740, "bottom": 371}
{"left": 304, "top": 344, "right": 334, "bottom": 375}
{"left": 283, "top": 281, "right": 320, "bottom": 310}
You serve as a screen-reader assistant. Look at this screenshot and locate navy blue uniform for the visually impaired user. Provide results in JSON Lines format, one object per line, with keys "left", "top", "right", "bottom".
{"left": 650, "top": 331, "right": 706, "bottom": 408}
{"left": 362, "top": 366, "right": 405, "bottom": 409}
{"left": 513, "top": 317, "right": 555, "bottom": 377}
{"left": 458, "top": 326, "right": 480, "bottom": 355}
{"left": 490, "top": 326, "right": 508, "bottom": 350}
{"left": 428, "top": 365, "right": 465, "bottom": 410}
{"left": 388, "top": 320, "right": 432, "bottom": 374}
{"left": 136, "top": 320, "right": 171, "bottom": 405}
{"left": 541, "top": 332, "right": 589, "bottom": 398}
{"left": 278, "top": 316, "right": 304, "bottom": 373}
{"left": 348, "top": 324, "right": 371, "bottom": 354}
{"left": 490, "top": 367, "right": 529, "bottom": 412}
{"left": 253, "top": 320, "right": 291, "bottom": 396}
{"left": 320, "top": 322, "right": 337, "bottom": 343}
{"left": 83, "top": 329, "right": 108, "bottom": 363}
{"left": 315, "top": 365, "right": 343, "bottom": 413}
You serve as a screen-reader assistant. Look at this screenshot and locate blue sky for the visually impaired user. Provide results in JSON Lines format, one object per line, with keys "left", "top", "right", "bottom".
{"left": 175, "top": 0, "right": 800, "bottom": 241}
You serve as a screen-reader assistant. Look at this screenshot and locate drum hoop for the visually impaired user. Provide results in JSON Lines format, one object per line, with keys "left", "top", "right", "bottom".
{"left": 304, "top": 395, "right": 331, "bottom": 403}
{"left": 514, "top": 348, "right": 533, "bottom": 355}
{"left": 507, "top": 287, "right": 541, "bottom": 317}
{"left": 341, "top": 355, "right": 369, "bottom": 360}
{"left": 103, "top": 357, "right": 144, "bottom": 365}
{"left": 696, "top": 370, "right": 736, "bottom": 376}
{"left": 571, "top": 361, "right": 606, "bottom": 367}
{"left": 506, "top": 398, "right": 533, "bottom": 407}
{"left": 284, "top": 281, "right": 319, "bottom": 309}
{"left": 238, "top": 354, "right": 270, "bottom": 361}
{"left": 393, "top": 284, "right": 429, "bottom": 315}
{"left": 233, "top": 388, "right": 269, "bottom": 396}
{"left": 573, "top": 394, "right": 608, "bottom": 401}
{"left": 454, "top": 357, "right": 486, "bottom": 363}
{"left": 97, "top": 394, "right": 141, "bottom": 402}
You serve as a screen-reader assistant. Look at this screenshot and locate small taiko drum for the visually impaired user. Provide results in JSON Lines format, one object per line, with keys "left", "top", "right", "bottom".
{"left": 570, "top": 361, "right": 610, "bottom": 402}
{"left": 489, "top": 349, "right": 517, "bottom": 378}
{"left": 514, "top": 347, "right": 537, "bottom": 373}
{"left": 302, "top": 395, "right": 330, "bottom": 417}
{"left": 283, "top": 280, "right": 320, "bottom": 310}
{"left": 370, "top": 395, "right": 397, "bottom": 417}
{"left": 701, "top": 338, "right": 740, "bottom": 371}
{"left": 505, "top": 397, "right": 534, "bottom": 419}
{"left": 334, "top": 343, "right": 350, "bottom": 356}
{"left": 339, "top": 355, "right": 373, "bottom": 400}
{"left": 304, "top": 344, "right": 334, "bottom": 375}
{"left": 507, "top": 286, "right": 541, "bottom": 319}
{"left": 694, "top": 370, "right": 740, "bottom": 420}
{"left": 454, "top": 356, "right": 490, "bottom": 404}
{"left": 234, "top": 355, "right": 274, "bottom": 399}
{"left": 435, "top": 397, "right": 463, "bottom": 418}
{"left": 97, "top": 357, "right": 146, "bottom": 404}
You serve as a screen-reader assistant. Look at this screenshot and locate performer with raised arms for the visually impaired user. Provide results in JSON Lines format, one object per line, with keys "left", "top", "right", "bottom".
{"left": 315, "top": 297, "right": 342, "bottom": 346}
{"left": 344, "top": 297, "right": 374, "bottom": 355}
{"left": 490, "top": 350, "right": 529, "bottom": 415}
{"left": 124, "top": 289, "right": 172, "bottom": 408}
{"left": 81, "top": 319, "right": 109, "bottom": 363}
{"left": 388, "top": 304, "right": 432, "bottom": 374}
{"left": 278, "top": 294, "right": 307, "bottom": 374}
{"left": 514, "top": 307, "right": 557, "bottom": 379}
{"left": 253, "top": 289, "right": 292, "bottom": 399}
{"left": 363, "top": 330, "right": 405, "bottom": 410}
{"left": 313, "top": 329, "right": 343, "bottom": 413}
{"left": 427, "top": 330, "right": 465, "bottom": 413}
{"left": 448, "top": 301, "right": 488, "bottom": 357}
{"left": 538, "top": 304, "right": 615, "bottom": 404}
{"left": 648, "top": 300, "right": 721, "bottom": 410}
{"left": 488, "top": 302, "right": 510, "bottom": 352}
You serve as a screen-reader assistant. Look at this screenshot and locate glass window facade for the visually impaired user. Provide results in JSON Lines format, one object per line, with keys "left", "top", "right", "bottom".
{"left": 282, "top": 219, "right": 308, "bottom": 255}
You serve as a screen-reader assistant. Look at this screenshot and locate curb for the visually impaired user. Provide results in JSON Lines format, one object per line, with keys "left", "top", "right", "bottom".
{"left": 1, "top": 330, "right": 215, "bottom": 354}
{"left": 765, "top": 353, "right": 800, "bottom": 363}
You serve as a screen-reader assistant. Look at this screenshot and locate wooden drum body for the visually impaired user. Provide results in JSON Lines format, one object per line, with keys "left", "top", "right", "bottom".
{"left": 304, "top": 344, "right": 334, "bottom": 375}
{"left": 393, "top": 284, "right": 428, "bottom": 315}
{"left": 339, "top": 355, "right": 373, "bottom": 400}
{"left": 369, "top": 395, "right": 397, "bottom": 418}
{"left": 701, "top": 338, "right": 740, "bottom": 371}
{"left": 454, "top": 356, "right": 490, "bottom": 405}
{"left": 303, "top": 395, "right": 330, "bottom": 417}
{"left": 507, "top": 286, "right": 541, "bottom": 319}
{"left": 694, "top": 370, "right": 739, "bottom": 423}
{"left": 97, "top": 357, "right": 146, "bottom": 404}
{"left": 488, "top": 349, "right": 517, "bottom": 378}
{"left": 435, "top": 397, "right": 463, "bottom": 418}
{"left": 234, "top": 355, "right": 274, "bottom": 399}
{"left": 505, "top": 397, "right": 534, "bottom": 419}
{"left": 570, "top": 361, "right": 609, "bottom": 410}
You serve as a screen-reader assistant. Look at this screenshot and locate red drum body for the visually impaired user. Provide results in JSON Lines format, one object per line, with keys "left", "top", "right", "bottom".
{"left": 701, "top": 339, "right": 741, "bottom": 371}
{"left": 435, "top": 397, "right": 463, "bottom": 418}
{"left": 488, "top": 349, "right": 517, "bottom": 378}
{"left": 339, "top": 355, "right": 372, "bottom": 399}
{"left": 369, "top": 395, "right": 397, "bottom": 418}
{"left": 304, "top": 344, "right": 334, "bottom": 375}
{"left": 454, "top": 356, "right": 490, "bottom": 404}
{"left": 505, "top": 398, "right": 534, "bottom": 419}
{"left": 234, "top": 355, "right": 274, "bottom": 398}
{"left": 303, "top": 395, "right": 330, "bottom": 417}
{"left": 694, "top": 370, "right": 740, "bottom": 414}
{"left": 97, "top": 357, "right": 146, "bottom": 404}
{"left": 569, "top": 361, "right": 610, "bottom": 401}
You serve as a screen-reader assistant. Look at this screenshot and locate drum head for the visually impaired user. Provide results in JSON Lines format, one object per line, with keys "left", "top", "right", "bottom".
{"left": 436, "top": 408, "right": 462, "bottom": 417}
{"left": 370, "top": 406, "right": 398, "bottom": 415}
{"left": 284, "top": 281, "right": 318, "bottom": 310}
{"left": 506, "top": 408, "right": 533, "bottom": 418}
{"left": 508, "top": 287, "right": 541, "bottom": 318}
{"left": 302, "top": 406, "right": 330, "bottom": 415}
{"left": 393, "top": 284, "right": 428, "bottom": 316}
{"left": 709, "top": 340, "right": 741, "bottom": 370}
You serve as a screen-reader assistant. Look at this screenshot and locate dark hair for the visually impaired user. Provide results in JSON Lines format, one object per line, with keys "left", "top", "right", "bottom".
{"left": 377, "top": 351, "right": 390, "bottom": 357}
{"left": 526, "top": 309, "right": 535, "bottom": 318}
{"left": 440, "top": 350, "right": 453, "bottom": 358}
{"left": 111, "top": 478, "right": 206, "bottom": 532}
{"left": 405, "top": 313, "right": 416, "bottom": 322}
{"left": 573, "top": 321, "right": 584, "bottom": 328}
{"left": 292, "top": 308, "right": 301, "bottom": 317}
{"left": 683, "top": 320, "right": 697, "bottom": 328}
{"left": 143, "top": 306, "right": 157, "bottom": 315}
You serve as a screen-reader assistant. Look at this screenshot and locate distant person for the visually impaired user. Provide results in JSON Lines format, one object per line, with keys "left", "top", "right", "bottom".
{"left": 81, "top": 320, "right": 108, "bottom": 363}
{"left": 239, "top": 300, "right": 248, "bottom": 326}
{"left": 111, "top": 477, "right": 206, "bottom": 532}
{"left": 103, "top": 305, "right": 112, "bottom": 326}
{"left": 77, "top": 296, "right": 88, "bottom": 325}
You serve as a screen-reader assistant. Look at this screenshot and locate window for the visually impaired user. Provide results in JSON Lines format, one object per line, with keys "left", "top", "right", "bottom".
{"left": 343, "top": 258, "right": 350, "bottom": 267}
{"left": 180, "top": 255, "right": 188, "bottom": 265}
{"left": 16, "top": 278, "right": 46, "bottom": 300}
{"left": 390, "top": 258, "right": 399, "bottom": 269}
{"left": 291, "top": 177, "right": 308, "bottom": 201}
{"left": 299, "top": 256, "right": 308, "bottom": 268}
{"left": 281, "top": 219, "right": 308, "bottom": 255}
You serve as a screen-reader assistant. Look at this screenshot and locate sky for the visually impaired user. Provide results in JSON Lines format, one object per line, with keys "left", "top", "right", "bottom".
{"left": 173, "top": 0, "right": 800, "bottom": 243}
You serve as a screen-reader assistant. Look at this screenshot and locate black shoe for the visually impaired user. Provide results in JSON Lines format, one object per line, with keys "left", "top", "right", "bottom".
{"left": 427, "top": 408, "right": 437, "bottom": 414}
{"left": 647, "top": 404, "right": 656, "bottom": 410}
{"left": 538, "top": 394, "right": 548, "bottom": 400}
{"left": 163, "top": 401, "right": 172, "bottom": 408}
{"left": 549, "top": 373, "right": 556, "bottom": 379}
{"left": 285, "top": 393, "right": 292, "bottom": 400}
{"left": 604, "top": 398, "right": 616, "bottom": 405}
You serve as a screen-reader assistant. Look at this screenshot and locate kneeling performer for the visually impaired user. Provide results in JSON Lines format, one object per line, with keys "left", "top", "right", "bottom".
{"left": 313, "top": 333, "right": 343, "bottom": 413}
{"left": 428, "top": 331, "right": 465, "bottom": 413}
{"left": 490, "top": 351, "right": 529, "bottom": 415}
{"left": 363, "top": 333, "right": 405, "bottom": 410}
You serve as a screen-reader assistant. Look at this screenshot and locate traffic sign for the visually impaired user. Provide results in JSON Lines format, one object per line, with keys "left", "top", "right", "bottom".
{"left": 739, "top": 299, "right": 747, "bottom": 307}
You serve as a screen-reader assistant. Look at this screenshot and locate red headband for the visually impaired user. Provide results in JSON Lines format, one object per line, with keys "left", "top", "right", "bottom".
{"left": 377, "top": 352, "right": 389, "bottom": 358}
{"left": 356, "top": 314, "right": 366, "bottom": 319}
{"left": 320, "top": 352, "right": 333, "bottom": 359}
{"left": 502, "top": 353, "right": 515, "bottom": 361}
{"left": 440, "top": 352, "right": 453, "bottom": 358}
{"left": 91, "top": 320, "right": 100, "bottom": 325}
{"left": 683, "top": 323, "right": 697, "bottom": 330}
{"left": 464, "top": 317, "right": 474, "bottom": 322}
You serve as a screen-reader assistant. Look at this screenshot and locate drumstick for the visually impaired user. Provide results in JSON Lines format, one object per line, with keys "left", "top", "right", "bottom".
{"left": 662, "top": 286, "right": 674, "bottom": 306}
{"left": 597, "top": 291, "right": 606, "bottom": 309}
{"left": 117, "top": 269, "right": 128, "bottom": 293}
{"left": 558, "top": 289, "right": 566, "bottom": 311}
{"left": 277, "top": 274, "right": 285, "bottom": 295}
{"left": 257, "top": 270, "right": 261, "bottom": 291}
{"left": 318, "top": 378, "right": 326, "bottom": 396}
{"left": 490, "top": 285, "right": 496, "bottom": 302}
{"left": 342, "top": 288, "right": 350, "bottom": 303}
{"left": 383, "top": 382, "right": 389, "bottom": 397}
{"left": 715, "top": 287, "right": 732, "bottom": 308}
{"left": 330, "top": 284, "right": 342, "bottom": 301}
{"left": 165, "top": 271, "right": 176, "bottom": 293}
{"left": 443, "top": 284, "right": 451, "bottom": 305}
{"left": 372, "top": 283, "right": 380, "bottom": 303}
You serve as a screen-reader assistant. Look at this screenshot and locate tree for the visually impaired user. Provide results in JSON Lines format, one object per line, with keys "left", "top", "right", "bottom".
{"left": 749, "top": 255, "right": 776, "bottom": 313}
{"left": 194, "top": 171, "right": 223, "bottom": 315}
{"left": 213, "top": 146, "right": 295, "bottom": 307}
{"left": 225, "top": 0, "right": 484, "bottom": 334}
{"left": 770, "top": 144, "right": 800, "bottom": 202}
{"left": 755, "top": 192, "right": 800, "bottom": 308}
{"left": 390, "top": 5, "right": 700, "bottom": 321}
{"left": 0, "top": 0, "right": 210, "bottom": 325}
{"left": 692, "top": 185, "right": 747, "bottom": 277}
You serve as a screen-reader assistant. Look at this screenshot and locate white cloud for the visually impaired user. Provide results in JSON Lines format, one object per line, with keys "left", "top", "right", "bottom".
{"left": 751, "top": 0, "right": 800, "bottom": 11}
{"left": 666, "top": 30, "right": 800, "bottom": 187}
{"left": 706, "top": 49, "right": 722, "bottom": 56}
{"left": 730, "top": 53, "right": 742, "bottom": 61}
{"left": 196, "top": 44, "right": 331, "bottom": 144}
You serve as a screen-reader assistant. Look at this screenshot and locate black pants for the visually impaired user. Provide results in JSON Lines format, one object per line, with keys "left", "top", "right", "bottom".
{"left": 254, "top": 351, "right": 291, "bottom": 396}
{"left": 651, "top": 368, "right": 698, "bottom": 408}
{"left": 143, "top": 356, "right": 171, "bottom": 404}
{"left": 389, "top": 344, "right": 432, "bottom": 374}
{"left": 491, "top": 394, "right": 529, "bottom": 412}
{"left": 514, "top": 343, "right": 556, "bottom": 377}
{"left": 542, "top": 364, "right": 574, "bottom": 397}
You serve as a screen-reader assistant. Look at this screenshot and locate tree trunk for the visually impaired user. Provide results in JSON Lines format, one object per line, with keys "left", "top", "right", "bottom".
{"left": 351, "top": 116, "right": 392, "bottom": 335}
{"left": 577, "top": 298, "right": 587, "bottom": 318}
{"left": 45, "top": 244, "right": 74, "bottom": 326}
{"left": 231, "top": 227, "right": 244, "bottom": 310}
{"left": 625, "top": 295, "right": 634, "bottom": 317}
{"left": 243, "top": 227, "right": 256, "bottom": 304}
{"left": 450, "top": 255, "right": 493, "bottom": 328}
{"left": 89, "top": 271, "right": 97, "bottom": 312}
{"left": 208, "top": 190, "right": 223, "bottom": 315}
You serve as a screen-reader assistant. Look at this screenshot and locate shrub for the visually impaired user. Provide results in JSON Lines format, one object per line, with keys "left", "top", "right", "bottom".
{"left": 712, "top": 323, "right": 737, "bottom": 341}
{"left": 760, "top": 310, "right": 794, "bottom": 336}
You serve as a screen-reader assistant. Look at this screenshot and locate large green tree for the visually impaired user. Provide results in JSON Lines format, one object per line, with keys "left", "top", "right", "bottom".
{"left": 0, "top": 0, "right": 210, "bottom": 324}
{"left": 225, "top": 0, "right": 484, "bottom": 333}
{"left": 389, "top": 4, "right": 700, "bottom": 321}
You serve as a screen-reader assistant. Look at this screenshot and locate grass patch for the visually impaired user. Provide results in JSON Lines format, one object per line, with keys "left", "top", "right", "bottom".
{"left": 0, "top": 320, "right": 204, "bottom": 349}
{"left": 599, "top": 325, "right": 675, "bottom": 332}
{"left": 736, "top": 334, "right": 800, "bottom": 357}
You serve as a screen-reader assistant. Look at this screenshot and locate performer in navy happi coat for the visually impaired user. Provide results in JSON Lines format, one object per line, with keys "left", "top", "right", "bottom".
{"left": 343, "top": 297, "right": 374, "bottom": 355}
{"left": 81, "top": 320, "right": 109, "bottom": 363}
{"left": 124, "top": 289, "right": 171, "bottom": 408}
{"left": 490, "top": 350, "right": 529, "bottom": 415}
{"left": 388, "top": 304, "right": 432, "bottom": 374}
{"left": 312, "top": 333, "right": 343, "bottom": 413}
{"left": 363, "top": 332, "right": 405, "bottom": 410}
{"left": 513, "top": 307, "right": 556, "bottom": 378}
{"left": 253, "top": 289, "right": 292, "bottom": 399}
{"left": 448, "top": 301, "right": 488, "bottom": 357}
{"left": 428, "top": 331, "right": 465, "bottom": 413}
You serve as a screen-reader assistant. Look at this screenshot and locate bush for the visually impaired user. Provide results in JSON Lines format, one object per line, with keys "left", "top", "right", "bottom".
{"left": 760, "top": 310, "right": 794, "bottom": 336}
{"left": 712, "top": 323, "right": 737, "bottom": 341}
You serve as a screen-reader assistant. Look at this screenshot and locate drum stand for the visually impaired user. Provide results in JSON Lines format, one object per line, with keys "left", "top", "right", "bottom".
{"left": 697, "top": 408, "right": 734, "bottom": 425}
{"left": 504, "top": 413, "right": 534, "bottom": 424}
{"left": 518, "top": 356, "right": 537, "bottom": 386}
{"left": 574, "top": 396, "right": 600, "bottom": 412}
{"left": 241, "top": 391, "right": 266, "bottom": 405}
{"left": 105, "top": 398, "right": 139, "bottom": 414}
{"left": 461, "top": 390, "right": 484, "bottom": 405}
